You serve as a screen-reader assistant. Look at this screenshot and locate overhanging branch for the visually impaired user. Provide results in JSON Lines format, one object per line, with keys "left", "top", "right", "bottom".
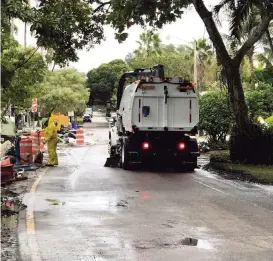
{"left": 93, "top": 1, "right": 111, "bottom": 13}
{"left": 14, "top": 46, "right": 40, "bottom": 72}
{"left": 234, "top": 14, "right": 272, "bottom": 65}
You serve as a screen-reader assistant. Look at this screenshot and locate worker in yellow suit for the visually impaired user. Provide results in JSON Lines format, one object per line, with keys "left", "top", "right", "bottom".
{"left": 43, "top": 120, "right": 59, "bottom": 166}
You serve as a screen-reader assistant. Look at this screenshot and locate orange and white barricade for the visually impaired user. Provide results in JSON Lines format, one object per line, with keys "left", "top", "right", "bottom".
{"left": 31, "top": 131, "right": 40, "bottom": 161}
{"left": 20, "top": 137, "right": 33, "bottom": 163}
{"left": 76, "top": 128, "right": 85, "bottom": 145}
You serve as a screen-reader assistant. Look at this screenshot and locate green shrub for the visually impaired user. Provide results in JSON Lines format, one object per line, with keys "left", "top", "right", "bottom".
{"left": 210, "top": 150, "right": 231, "bottom": 163}
{"left": 265, "top": 116, "right": 273, "bottom": 127}
{"left": 246, "top": 83, "right": 273, "bottom": 120}
{"left": 199, "top": 91, "right": 232, "bottom": 143}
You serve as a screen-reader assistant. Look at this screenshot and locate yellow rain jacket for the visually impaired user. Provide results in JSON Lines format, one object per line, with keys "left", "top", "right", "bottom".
{"left": 43, "top": 122, "right": 58, "bottom": 165}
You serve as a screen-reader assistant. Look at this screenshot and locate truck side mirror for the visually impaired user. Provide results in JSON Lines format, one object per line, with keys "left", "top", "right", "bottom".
{"left": 142, "top": 106, "right": 150, "bottom": 117}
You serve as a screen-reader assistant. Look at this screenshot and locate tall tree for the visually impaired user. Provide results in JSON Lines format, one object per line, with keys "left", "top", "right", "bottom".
{"left": 186, "top": 38, "right": 214, "bottom": 89}
{"left": 1, "top": 0, "right": 106, "bottom": 65}
{"left": 134, "top": 30, "right": 162, "bottom": 57}
{"left": 38, "top": 69, "right": 89, "bottom": 114}
{"left": 87, "top": 59, "right": 129, "bottom": 105}
{"left": 222, "top": 11, "right": 273, "bottom": 88}
{"left": 256, "top": 47, "right": 273, "bottom": 71}
{"left": 95, "top": 0, "right": 273, "bottom": 134}
{"left": 128, "top": 43, "right": 194, "bottom": 78}
{"left": 1, "top": 35, "right": 47, "bottom": 119}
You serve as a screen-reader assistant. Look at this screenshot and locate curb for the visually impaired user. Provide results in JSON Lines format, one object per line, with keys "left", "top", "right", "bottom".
{"left": 18, "top": 167, "right": 48, "bottom": 261}
{"left": 204, "top": 162, "right": 273, "bottom": 185}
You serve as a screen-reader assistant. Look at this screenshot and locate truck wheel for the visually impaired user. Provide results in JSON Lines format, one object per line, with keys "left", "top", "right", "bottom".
{"left": 108, "top": 144, "right": 115, "bottom": 157}
{"left": 121, "top": 141, "right": 131, "bottom": 170}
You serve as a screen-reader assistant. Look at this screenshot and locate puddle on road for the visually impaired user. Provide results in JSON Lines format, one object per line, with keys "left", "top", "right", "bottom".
{"left": 133, "top": 237, "right": 213, "bottom": 250}
{"left": 181, "top": 237, "right": 213, "bottom": 249}
{"left": 134, "top": 237, "right": 213, "bottom": 250}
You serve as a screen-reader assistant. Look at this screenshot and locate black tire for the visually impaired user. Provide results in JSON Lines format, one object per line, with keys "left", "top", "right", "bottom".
{"left": 120, "top": 140, "right": 131, "bottom": 170}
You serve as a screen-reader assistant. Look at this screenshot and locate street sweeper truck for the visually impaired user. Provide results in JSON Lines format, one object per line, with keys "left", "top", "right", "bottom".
{"left": 106, "top": 64, "right": 200, "bottom": 170}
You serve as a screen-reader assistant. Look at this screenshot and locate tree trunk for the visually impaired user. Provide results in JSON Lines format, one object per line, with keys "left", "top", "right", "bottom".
{"left": 222, "top": 61, "right": 250, "bottom": 133}
{"left": 51, "top": 62, "right": 56, "bottom": 72}
{"left": 192, "top": 0, "right": 262, "bottom": 132}
{"left": 24, "top": 23, "right": 27, "bottom": 47}
{"left": 192, "top": 0, "right": 272, "bottom": 163}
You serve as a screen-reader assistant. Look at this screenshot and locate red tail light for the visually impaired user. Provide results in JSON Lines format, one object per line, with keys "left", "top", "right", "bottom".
{"left": 142, "top": 142, "right": 150, "bottom": 150}
{"left": 178, "top": 142, "right": 186, "bottom": 150}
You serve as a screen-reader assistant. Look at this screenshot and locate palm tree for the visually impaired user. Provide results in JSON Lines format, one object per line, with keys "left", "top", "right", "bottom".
{"left": 191, "top": 0, "right": 273, "bottom": 136}
{"left": 134, "top": 30, "right": 162, "bottom": 57}
{"left": 221, "top": 9, "right": 273, "bottom": 88}
{"left": 196, "top": 39, "right": 214, "bottom": 84}
{"left": 186, "top": 38, "right": 214, "bottom": 89}
{"left": 260, "top": 21, "right": 273, "bottom": 55}
{"left": 256, "top": 47, "right": 273, "bottom": 71}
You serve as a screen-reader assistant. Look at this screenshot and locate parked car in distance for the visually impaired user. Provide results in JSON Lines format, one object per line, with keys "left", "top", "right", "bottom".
{"left": 85, "top": 107, "right": 93, "bottom": 118}
{"left": 83, "top": 114, "right": 92, "bottom": 123}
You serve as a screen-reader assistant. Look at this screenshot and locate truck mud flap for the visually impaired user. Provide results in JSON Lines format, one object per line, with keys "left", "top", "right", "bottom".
{"left": 104, "top": 156, "right": 120, "bottom": 168}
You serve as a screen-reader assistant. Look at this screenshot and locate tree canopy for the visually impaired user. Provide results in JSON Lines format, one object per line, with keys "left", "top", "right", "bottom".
{"left": 1, "top": 34, "right": 47, "bottom": 118}
{"left": 37, "top": 69, "right": 89, "bottom": 115}
{"left": 1, "top": 0, "right": 105, "bottom": 65}
{"left": 86, "top": 59, "right": 129, "bottom": 105}
{"left": 93, "top": 0, "right": 273, "bottom": 136}
{"left": 134, "top": 30, "right": 162, "bottom": 57}
{"left": 246, "top": 82, "right": 273, "bottom": 120}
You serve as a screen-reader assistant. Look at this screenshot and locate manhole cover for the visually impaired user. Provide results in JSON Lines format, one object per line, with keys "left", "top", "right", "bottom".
{"left": 181, "top": 237, "right": 198, "bottom": 246}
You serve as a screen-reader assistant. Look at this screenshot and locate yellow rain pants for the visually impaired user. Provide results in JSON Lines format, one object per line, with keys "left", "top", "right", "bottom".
{"left": 43, "top": 123, "right": 58, "bottom": 165}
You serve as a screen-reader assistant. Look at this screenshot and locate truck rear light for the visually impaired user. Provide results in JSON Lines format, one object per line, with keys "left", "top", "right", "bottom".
{"left": 178, "top": 142, "right": 186, "bottom": 150}
{"left": 142, "top": 142, "right": 150, "bottom": 150}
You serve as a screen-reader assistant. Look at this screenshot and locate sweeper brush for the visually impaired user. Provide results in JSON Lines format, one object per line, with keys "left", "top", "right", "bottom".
{"left": 104, "top": 156, "right": 120, "bottom": 167}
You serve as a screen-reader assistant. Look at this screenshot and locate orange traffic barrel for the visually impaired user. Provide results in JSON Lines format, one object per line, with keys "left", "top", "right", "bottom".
{"left": 31, "top": 131, "right": 40, "bottom": 160}
{"left": 76, "top": 128, "right": 85, "bottom": 145}
{"left": 20, "top": 137, "right": 33, "bottom": 163}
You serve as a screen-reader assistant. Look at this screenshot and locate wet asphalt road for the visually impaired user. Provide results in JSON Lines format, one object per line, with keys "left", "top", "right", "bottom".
{"left": 21, "top": 117, "right": 273, "bottom": 261}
